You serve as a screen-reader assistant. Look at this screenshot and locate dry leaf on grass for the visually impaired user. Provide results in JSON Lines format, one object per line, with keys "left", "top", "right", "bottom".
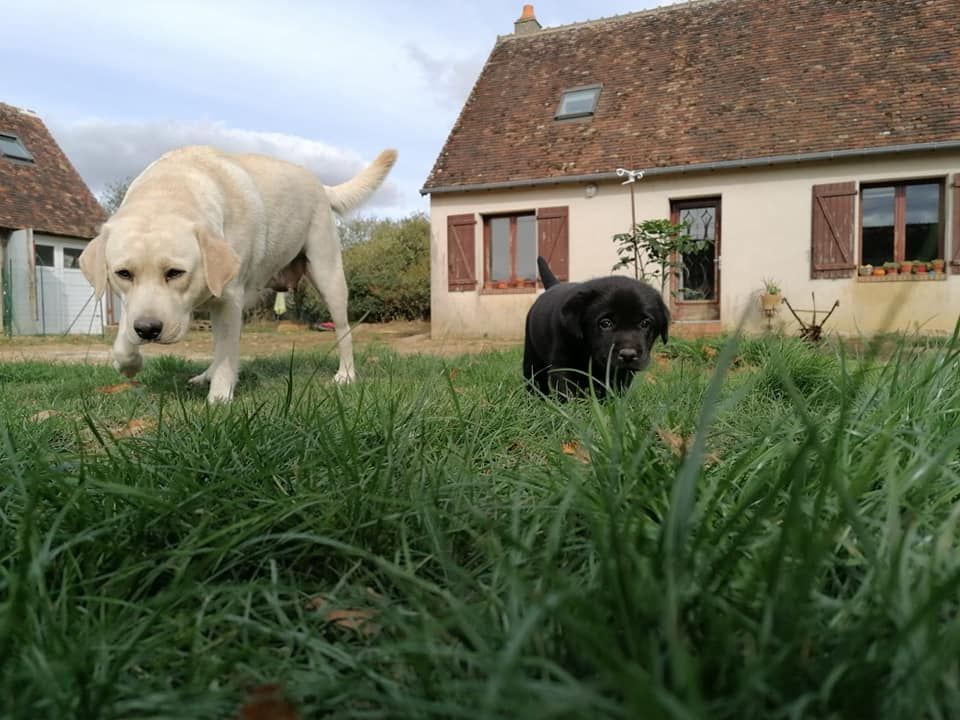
{"left": 108, "top": 418, "right": 156, "bottom": 439}
{"left": 657, "top": 428, "right": 721, "bottom": 467}
{"left": 29, "top": 410, "right": 61, "bottom": 422}
{"left": 236, "top": 683, "right": 299, "bottom": 720}
{"left": 96, "top": 380, "right": 141, "bottom": 394}
{"left": 702, "top": 346, "right": 718, "bottom": 360}
{"left": 448, "top": 367, "right": 461, "bottom": 381}
{"left": 306, "top": 595, "right": 381, "bottom": 636}
{"left": 562, "top": 441, "right": 590, "bottom": 464}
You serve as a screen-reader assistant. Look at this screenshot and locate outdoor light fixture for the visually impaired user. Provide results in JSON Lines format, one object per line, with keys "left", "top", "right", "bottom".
{"left": 585, "top": 182, "right": 598, "bottom": 198}
{"left": 616, "top": 167, "right": 645, "bottom": 184}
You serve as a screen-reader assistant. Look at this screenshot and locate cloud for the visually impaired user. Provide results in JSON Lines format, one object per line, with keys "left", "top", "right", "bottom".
{"left": 48, "top": 117, "right": 404, "bottom": 214}
{"left": 405, "top": 44, "right": 486, "bottom": 110}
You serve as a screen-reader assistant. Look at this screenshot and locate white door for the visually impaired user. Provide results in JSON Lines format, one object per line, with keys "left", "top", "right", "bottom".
{"left": 34, "top": 239, "right": 103, "bottom": 334}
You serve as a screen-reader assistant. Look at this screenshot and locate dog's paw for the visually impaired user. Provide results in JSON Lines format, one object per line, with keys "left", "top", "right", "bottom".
{"left": 206, "top": 384, "right": 234, "bottom": 404}
{"left": 332, "top": 369, "right": 356, "bottom": 385}
{"left": 188, "top": 371, "right": 211, "bottom": 386}
{"left": 113, "top": 354, "right": 143, "bottom": 378}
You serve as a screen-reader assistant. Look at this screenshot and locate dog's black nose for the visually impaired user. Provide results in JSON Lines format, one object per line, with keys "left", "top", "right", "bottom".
{"left": 618, "top": 348, "right": 639, "bottom": 364}
{"left": 133, "top": 318, "right": 163, "bottom": 341}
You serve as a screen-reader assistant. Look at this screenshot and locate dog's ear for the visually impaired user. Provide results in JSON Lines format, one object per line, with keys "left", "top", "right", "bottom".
{"left": 196, "top": 227, "right": 241, "bottom": 297}
{"left": 79, "top": 227, "right": 109, "bottom": 299}
{"left": 561, "top": 288, "right": 598, "bottom": 340}
{"left": 655, "top": 292, "right": 671, "bottom": 344}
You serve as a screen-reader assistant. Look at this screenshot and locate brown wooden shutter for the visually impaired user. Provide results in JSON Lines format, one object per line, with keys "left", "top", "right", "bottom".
{"left": 447, "top": 213, "right": 477, "bottom": 291}
{"left": 951, "top": 175, "right": 960, "bottom": 271}
{"left": 811, "top": 182, "right": 857, "bottom": 279}
{"left": 536, "top": 206, "right": 569, "bottom": 282}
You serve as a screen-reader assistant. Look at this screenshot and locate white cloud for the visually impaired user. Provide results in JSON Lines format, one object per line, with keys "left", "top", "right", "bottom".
{"left": 406, "top": 44, "right": 486, "bottom": 110}
{"left": 49, "top": 117, "right": 404, "bottom": 214}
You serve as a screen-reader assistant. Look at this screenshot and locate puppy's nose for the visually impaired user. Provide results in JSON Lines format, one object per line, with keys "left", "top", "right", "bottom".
{"left": 133, "top": 317, "right": 163, "bottom": 341}
{"left": 618, "top": 348, "right": 639, "bottom": 364}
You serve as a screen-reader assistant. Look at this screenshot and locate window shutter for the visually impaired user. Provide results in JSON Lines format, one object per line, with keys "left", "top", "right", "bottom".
{"left": 811, "top": 182, "right": 856, "bottom": 279}
{"left": 447, "top": 213, "right": 477, "bottom": 291}
{"left": 536, "top": 206, "right": 569, "bottom": 282}
{"left": 951, "top": 175, "right": 960, "bottom": 271}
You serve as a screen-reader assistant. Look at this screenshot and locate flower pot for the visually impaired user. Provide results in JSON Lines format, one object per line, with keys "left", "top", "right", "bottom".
{"left": 761, "top": 293, "right": 781, "bottom": 311}
{"left": 873, "top": 268, "right": 886, "bottom": 276}
{"left": 900, "top": 262, "right": 913, "bottom": 274}
{"left": 913, "top": 264, "right": 927, "bottom": 274}
{"left": 932, "top": 260, "right": 945, "bottom": 273}
{"left": 858, "top": 265, "right": 873, "bottom": 276}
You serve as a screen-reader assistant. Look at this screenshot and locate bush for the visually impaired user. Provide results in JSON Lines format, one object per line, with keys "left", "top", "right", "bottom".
{"left": 293, "top": 213, "right": 431, "bottom": 324}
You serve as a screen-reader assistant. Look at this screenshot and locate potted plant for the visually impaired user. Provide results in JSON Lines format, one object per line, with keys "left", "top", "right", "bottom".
{"left": 899, "top": 259, "right": 914, "bottom": 274}
{"left": 932, "top": 258, "right": 946, "bottom": 273}
{"left": 873, "top": 267, "right": 886, "bottom": 276}
{"left": 858, "top": 264, "right": 874, "bottom": 276}
{"left": 912, "top": 260, "right": 927, "bottom": 274}
{"left": 883, "top": 261, "right": 900, "bottom": 275}
{"left": 760, "top": 278, "right": 782, "bottom": 311}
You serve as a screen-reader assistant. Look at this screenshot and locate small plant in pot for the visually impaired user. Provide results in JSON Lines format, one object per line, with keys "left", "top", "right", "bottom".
{"left": 899, "top": 259, "right": 914, "bottom": 274}
{"left": 760, "top": 278, "right": 782, "bottom": 311}
{"left": 932, "top": 258, "right": 946, "bottom": 273}
{"left": 883, "top": 261, "right": 900, "bottom": 275}
{"left": 858, "top": 264, "right": 874, "bottom": 276}
{"left": 912, "top": 260, "right": 927, "bottom": 274}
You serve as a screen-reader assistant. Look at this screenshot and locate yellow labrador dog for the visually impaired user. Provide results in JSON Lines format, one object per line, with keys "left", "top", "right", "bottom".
{"left": 79, "top": 145, "right": 397, "bottom": 403}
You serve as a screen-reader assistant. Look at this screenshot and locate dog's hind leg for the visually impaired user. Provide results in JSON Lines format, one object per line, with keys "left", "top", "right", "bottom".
{"left": 303, "top": 211, "right": 355, "bottom": 384}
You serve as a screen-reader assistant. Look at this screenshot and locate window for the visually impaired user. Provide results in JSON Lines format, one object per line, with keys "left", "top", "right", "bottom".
{"left": 861, "top": 180, "right": 943, "bottom": 266}
{"left": 63, "top": 247, "right": 83, "bottom": 269}
{"left": 555, "top": 84, "right": 601, "bottom": 120}
{"left": 473, "top": 207, "right": 569, "bottom": 291}
{"left": 35, "top": 244, "right": 54, "bottom": 267}
{"left": 484, "top": 213, "right": 537, "bottom": 288}
{"left": 0, "top": 133, "right": 34, "bottom": 162}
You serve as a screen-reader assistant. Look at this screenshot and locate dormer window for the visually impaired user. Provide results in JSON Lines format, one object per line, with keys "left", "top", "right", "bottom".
{"left": 555, "top": 84, "right": 601, "bottom": 120}
{"left": 0, "top": 133, "right": 34, "bottom": 162}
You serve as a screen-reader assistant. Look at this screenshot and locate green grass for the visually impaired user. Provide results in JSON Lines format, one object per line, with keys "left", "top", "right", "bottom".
{"left": 2, "top": 331, "right": 960, "bottom": 719}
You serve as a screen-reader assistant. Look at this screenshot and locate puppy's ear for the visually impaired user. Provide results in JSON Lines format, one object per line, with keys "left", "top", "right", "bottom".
{"left": 655, "top": 293, "right": 671, "bottom": 344}
{"left": 79, "top": 228, "right": 109, "bottom": 299}
{"left": 561, "top": 288, "right": 598, "bottom": 340}
{"left": 196, "top": 227, "right": 241, "bottom": 297}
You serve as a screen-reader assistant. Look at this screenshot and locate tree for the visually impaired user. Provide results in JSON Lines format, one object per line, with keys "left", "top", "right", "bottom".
{"left": 612, "top": 218, "right": 709, "bottom": 297}
{"left": 98, "top": 177, "right": 133, "bottom": 216}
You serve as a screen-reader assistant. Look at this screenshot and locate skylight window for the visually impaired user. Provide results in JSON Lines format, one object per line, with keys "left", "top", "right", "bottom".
{"left": 0, "top": 133, "right": 34, "bottom": 162}
{"left": 555, "top": 84, "right": 601, "bottom": 120}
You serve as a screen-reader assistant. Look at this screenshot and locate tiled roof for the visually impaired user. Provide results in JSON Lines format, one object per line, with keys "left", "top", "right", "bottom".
{"left": 423, "top": 0, "right": 960, "bottom": 192}
{"left": 0, "top": 102, "right": 106, "bottom": 238}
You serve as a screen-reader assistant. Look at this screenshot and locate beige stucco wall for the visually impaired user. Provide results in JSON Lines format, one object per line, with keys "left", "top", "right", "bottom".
{"left": 429, "top": 151, "right": 960, "bottom": 340}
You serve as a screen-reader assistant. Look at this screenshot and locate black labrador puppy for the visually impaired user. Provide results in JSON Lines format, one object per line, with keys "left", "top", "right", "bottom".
{"left": 523, "top": 256, "right": 670, "bottom": 399}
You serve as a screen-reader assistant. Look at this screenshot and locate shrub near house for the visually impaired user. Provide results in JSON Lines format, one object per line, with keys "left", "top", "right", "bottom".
{"left": 295, "top": 213, "right": 430, "bottom": 324}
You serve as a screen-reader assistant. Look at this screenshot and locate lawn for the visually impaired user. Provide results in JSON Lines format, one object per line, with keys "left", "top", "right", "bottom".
{"left": 2, "top": 331, "right": 960, "bottom": 719}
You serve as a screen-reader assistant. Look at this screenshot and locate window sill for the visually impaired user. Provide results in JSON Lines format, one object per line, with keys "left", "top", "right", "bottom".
{"left": 856, "top": 272, "right": 948, "bottom": 283}
{"left": 480, "top": 285, "right": 537, "bottom": 295}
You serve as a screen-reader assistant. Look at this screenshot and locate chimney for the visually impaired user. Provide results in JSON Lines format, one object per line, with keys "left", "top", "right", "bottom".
{"left": 514, "top": 4, "right": 541, "bottom": 35}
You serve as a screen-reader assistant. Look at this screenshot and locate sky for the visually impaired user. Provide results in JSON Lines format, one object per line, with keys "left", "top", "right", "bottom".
{"left": 4, "top": 0, "right": 680, "bottom": 218}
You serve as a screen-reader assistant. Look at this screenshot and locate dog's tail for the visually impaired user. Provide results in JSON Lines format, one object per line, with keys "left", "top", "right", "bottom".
{"left": 537, "top": 255, "right": 560, "bottom": 289}
{"left": 325, "top": 149, "right": 398, "bottom": 216}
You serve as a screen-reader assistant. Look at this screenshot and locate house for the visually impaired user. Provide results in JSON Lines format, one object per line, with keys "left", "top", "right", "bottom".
{"left": 421, "top": 1, "right": 960, "bottom": 339}
{"left": 0, "top": 102, "right": 107, "bottom": 336}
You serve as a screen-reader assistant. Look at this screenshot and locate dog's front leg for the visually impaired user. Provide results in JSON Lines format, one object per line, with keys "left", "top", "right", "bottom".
{"left": 202, "top": 298, "right": 243, "bottom": 403}
{"left": 111, "top": 324, "right": 143, "bottom": 378}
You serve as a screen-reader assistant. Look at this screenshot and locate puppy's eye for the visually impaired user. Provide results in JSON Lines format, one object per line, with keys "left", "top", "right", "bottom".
{"left": 639, "top": 318, "right": 652, "bottom": 329}
{"left": 165, "top": 269, "right": 186, "bottom": 281}
{"left": 598, "top": 318, "right": 614, "bottom": 330}
{"left": 115, "top": 269, "right": 133, "bottom": 281}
